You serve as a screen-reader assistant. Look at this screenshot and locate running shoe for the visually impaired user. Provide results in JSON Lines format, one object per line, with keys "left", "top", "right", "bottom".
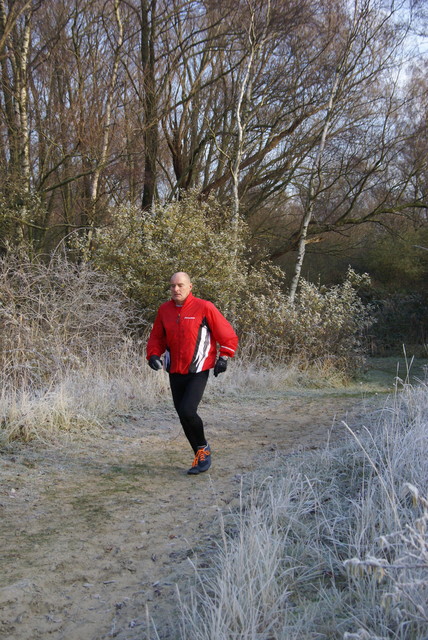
{"left": 187, "top": 444, "right": 211, "bottom": 475}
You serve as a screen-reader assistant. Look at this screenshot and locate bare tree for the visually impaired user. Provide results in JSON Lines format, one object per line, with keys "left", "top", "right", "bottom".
{"left": 30, "top": 0, "right": 128, "bottom": 249}
{"left": 288, "top": 0, "right": 409, "bottom": 301}
{"left": 0, "top": 0, "right": 425, "bottom": 266}
{"left": 0, "top": 0, "right": 40, "bottom": 248}
{"left": 85, "top": 0, "right": 124, "bottom": 252}
{"left": 140, "top": 0, "right": 158, "bottom": 210}
{"left": 229, "top": 0, "right": 271, "bottom": 240}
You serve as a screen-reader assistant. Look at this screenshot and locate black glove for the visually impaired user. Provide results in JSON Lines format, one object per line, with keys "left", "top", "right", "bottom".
{"left": 148, "top": 355, "right": 163, "bottom": 371}
{"left": 213, "top": 356, "right": 228, "bottom": 377}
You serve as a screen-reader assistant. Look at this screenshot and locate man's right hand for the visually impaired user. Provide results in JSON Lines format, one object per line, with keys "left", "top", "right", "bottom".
{"left": 148, "top": 355, "right": 163, "bottom": 371}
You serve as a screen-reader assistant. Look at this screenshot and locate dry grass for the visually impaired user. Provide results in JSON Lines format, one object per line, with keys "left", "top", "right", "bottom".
{"left": 0, "top": 348, "right": 351, "bottom": 444}
{"left": 0, "top": 256, "right": 170, "bottom": 442}
{"left": 177, "top": 380, "right": 428, "bottom": 640}
{"left": 1, "top": 256, "right": 426, "bottom": 639}
{"left": 209, "top": 355, "right": 351, "bottom": 398}
{"left": 0, "top": 343, "right": 170, "bottom": 443}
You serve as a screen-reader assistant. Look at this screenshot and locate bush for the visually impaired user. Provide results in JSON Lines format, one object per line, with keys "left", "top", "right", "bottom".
{"left": 0, "top": 255, "right": 137, "bottom": 388}
{"left": 92, "top": 190, "right": 247, "bottom": 319}
{"left": 237, "top": 268, "right": 374, "bottom": 373}
{"left": 92, "top": 192, "right": 374, "bottom": 373}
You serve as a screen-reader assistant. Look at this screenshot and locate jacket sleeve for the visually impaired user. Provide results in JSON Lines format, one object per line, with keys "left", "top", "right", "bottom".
{"left": 205, "top": 302, "right": 238, "bottom": 357}
{"left": 146, "top": 310, "right": 167, "bottom": 359}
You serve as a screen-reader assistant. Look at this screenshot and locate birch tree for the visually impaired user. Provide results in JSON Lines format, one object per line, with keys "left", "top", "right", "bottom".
{"left": 230, "top": 0, "right": 271, "bottom": 240}
{"left": 288, "top": 0, "right": 403, "bottom": 301}
{"left": 288, "top": 72, "right": 340, "bottom": 303}
{"left": 140, "top": 0, "right": 158, "bottom": 210}
{"left": 85, "top": 0, "right": 124, "bottom": 252}
{"left": 0, "top": 0, "right": 38, "bottom": 249}
{"left": 0, "top": 0, "right": 424, "bottom": 264}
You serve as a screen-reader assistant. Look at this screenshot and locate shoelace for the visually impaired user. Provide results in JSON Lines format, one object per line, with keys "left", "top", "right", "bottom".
{"left": 192, "top": 447, "right": 209, "bottom": 467}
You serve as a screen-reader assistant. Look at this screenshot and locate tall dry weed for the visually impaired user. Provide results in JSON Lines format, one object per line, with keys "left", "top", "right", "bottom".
{"left": 0, "top": 255, "right": 136, "bottom": 388}
{"left": 0, "top": 256, "right": 168, "bottom": 441}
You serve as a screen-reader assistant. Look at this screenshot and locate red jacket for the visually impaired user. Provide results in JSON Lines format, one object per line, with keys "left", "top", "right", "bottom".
{"left": 146, "top": 293, "right": 238, "bottom": 374}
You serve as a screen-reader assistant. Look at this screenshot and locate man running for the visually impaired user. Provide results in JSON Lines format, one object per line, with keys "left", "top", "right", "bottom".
{"left": 146, "top": 272, "right": 238, "bottom": 475}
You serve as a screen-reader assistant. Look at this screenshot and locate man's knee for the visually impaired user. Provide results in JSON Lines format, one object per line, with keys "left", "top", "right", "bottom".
{"left": 178, "top": 406, "right": 197, "bottom": 422}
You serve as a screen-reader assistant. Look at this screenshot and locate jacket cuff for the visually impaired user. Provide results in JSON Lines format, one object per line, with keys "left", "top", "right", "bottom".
{"left": 219, "top": 346, "right": 235, "bottom": 357}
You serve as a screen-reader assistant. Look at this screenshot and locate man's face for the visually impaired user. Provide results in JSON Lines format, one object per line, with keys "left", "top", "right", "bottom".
{"left": 170, "top": 273, "right": 192, "bottom": 304}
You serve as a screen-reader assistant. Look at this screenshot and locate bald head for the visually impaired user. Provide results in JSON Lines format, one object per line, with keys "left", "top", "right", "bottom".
{"left": 170, "top": 272, "right": 192, "bottom": 305}
{"left": 171, "top": 271, "right": 191, "bottom": 284}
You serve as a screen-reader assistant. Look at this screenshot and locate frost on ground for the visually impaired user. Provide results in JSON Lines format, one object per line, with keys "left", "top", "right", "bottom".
{"left": 0, "top": 387, "right": 380, "bottom": 640}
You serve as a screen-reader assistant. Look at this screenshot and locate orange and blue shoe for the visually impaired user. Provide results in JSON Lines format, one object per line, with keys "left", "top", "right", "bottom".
{"left": 187, "top": 444, "right": 211, "bottom": 475}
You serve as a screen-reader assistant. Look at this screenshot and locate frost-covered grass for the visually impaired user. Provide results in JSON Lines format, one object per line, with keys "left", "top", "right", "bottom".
{"left": 0, "top": 254, "right": 363, "bottom": 443}
{"left": 178, "top": 381, "right": 428, "bottom": 640}
{"left": 0, "top": 345, "right": 424, "bottom": 444}
{"left": 0, "top": 255, "right": 393, "bottom": 443}
{"left": 0, "top": 342, "right": 172, "bottom": 443}
{"left": 0, "top": 350, "right": 352, "bottom": 443}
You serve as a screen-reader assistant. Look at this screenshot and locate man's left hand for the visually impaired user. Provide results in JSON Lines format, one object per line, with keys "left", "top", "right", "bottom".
{"left": 148, "top": 355, "right": 163, "bottom": 370}
{"left": 214, "top": 356, "right": 228, "bottom": 377}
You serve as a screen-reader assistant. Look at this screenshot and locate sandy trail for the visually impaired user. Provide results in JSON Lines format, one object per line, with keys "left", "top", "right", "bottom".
{"left": 0, "top": 388, "right": 382, "bottom": 640}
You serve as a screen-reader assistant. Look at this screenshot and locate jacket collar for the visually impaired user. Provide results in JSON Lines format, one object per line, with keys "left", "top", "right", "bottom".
{"left": 172, "top": 291, "right": 193, "bottom": 308}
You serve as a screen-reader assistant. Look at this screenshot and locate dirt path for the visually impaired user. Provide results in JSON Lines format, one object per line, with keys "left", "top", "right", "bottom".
{"left": 0, "top": 389, "right": 382, "bottom": 640}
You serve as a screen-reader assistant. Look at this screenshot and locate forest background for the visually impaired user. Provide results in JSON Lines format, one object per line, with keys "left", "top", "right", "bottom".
{"left": 1, "top": 0, "right": 428, "bottom": 414}
{"left": 1, "top": 4, "right": 428, "bottom": 638}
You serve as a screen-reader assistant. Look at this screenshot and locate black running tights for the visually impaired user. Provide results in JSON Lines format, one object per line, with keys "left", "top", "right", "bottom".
{"left": 169, "top": 370, "right": 209, "bottom": 453}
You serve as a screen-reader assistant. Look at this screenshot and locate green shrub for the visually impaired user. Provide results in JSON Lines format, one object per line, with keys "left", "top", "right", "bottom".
{"left": 92, "top": 190, "right": 247, "bottom": 318}
{"left": 237, "top": 268, "right": 374, "bottom": 373}
{"left": 93, "top": 192, "right": 374, "bottom": 373}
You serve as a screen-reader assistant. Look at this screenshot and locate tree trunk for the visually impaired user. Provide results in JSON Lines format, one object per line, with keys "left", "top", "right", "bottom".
{"left": 230, "top": 1, "right": 270, "bottom": 247}
{"left": 0, "top": 0, "right": 33, "bottom": 249}
{"left": 141, "top": 0, "right": 158, "bottom": 210}
{"left": 86, "top": 0, "right": 124, "bottom": 253}
{"left": 288, "top": 72, "right": 340, "bottom": 303}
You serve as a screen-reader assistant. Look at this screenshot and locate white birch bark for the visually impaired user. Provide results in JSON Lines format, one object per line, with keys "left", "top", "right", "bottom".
{"left": 16, "top": 12, "right": 31, "bottom": 189}
{"left": 288, "top": 72, "right": 340, "bottom": 304}
{"left": 288, "top": 2, "right": 366, "bottom": 303}
{"left": 86, "top": 0, "right": 123, "bottom": 251}
{"left": 230, "top": 1, "right": 270, "bottom": 251}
